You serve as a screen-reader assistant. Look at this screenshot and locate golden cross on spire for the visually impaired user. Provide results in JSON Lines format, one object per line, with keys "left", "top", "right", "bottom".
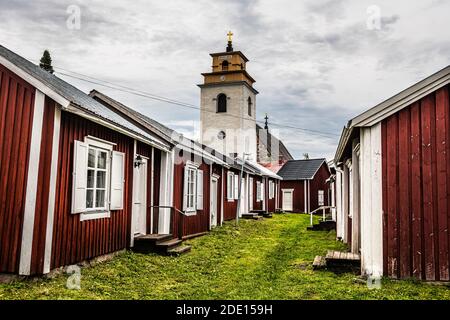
{"left": 227, "top": 31, "right": 233, "bottom": 42}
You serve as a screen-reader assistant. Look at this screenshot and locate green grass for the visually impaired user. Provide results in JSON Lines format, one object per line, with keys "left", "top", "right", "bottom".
{"left": 1, "top": 214, "right": 449, "bottom": 300}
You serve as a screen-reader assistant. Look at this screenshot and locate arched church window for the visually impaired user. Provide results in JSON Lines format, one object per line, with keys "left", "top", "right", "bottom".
{"left": 247, "top": 97, "right": 252, "bottom": 116}
{"left": 217, "top": 94, "right": 227, "bottom": 113}
{"left": 222, "top": 60, "right": 229, "bottom": 71}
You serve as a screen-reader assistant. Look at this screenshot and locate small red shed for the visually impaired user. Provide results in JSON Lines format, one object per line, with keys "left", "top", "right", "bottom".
{"left": 277, "top": 159, "right": 331, "bottom": 213}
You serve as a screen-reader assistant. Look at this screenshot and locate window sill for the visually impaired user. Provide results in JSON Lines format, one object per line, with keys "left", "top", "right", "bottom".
{"left": 80, "top": 211, "right": 111, "bottom": 221}
{"left": 227, "top": 199, "right": 234, "bottom": 202}
{"left": 185, "top": 210, "right": 197, "bottom": 216}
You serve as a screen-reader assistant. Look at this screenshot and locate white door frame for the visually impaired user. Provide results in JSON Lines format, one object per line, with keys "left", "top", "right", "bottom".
{"left": 210, "top": 175, "right": 219, "bottom": 228}
{"left": 282, "top": 188, "right": 294, "bottom": 212}
{"left": 158, "top": 151, "right": 172, "bottom": 234}
{"left": 132, "top": 156, "right": 148, "bottom": 237}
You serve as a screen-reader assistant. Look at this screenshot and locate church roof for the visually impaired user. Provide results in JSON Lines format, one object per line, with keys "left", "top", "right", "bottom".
{"left": 256, "top": 124, "right": 294, "bottom": 162}
{"left": 277, "top": 159, "right": 327, "bottom": 180}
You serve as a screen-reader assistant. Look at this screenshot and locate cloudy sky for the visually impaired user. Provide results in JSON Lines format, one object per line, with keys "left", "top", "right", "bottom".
{"left": 1, "top": 0, "right": 449, "bottom": 159}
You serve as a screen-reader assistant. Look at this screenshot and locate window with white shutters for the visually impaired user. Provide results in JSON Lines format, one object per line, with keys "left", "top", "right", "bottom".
{"left": 269, "top": 181, "right": 275, "bottom": 199}
{"left": 184, "top": 166, "right": 197, "bottom": 212}
{"left": 196, "top": 169, "right": 204, "bottom": 210}
{"left": 261, "top": 182, "right": 265, "bottom": 201}
{"left": 256, "top": 181, "right": 261, "bottom": 202}
{"left": 318, "top": 190, "right": 325, "bottom": 206}
{"left": 183, "top": 162, "right": 202, "bottom": 214}
{"left": 227, "top": 171, "right": 234, "bottom": 200}
{"left": 72, "top": 136, "right": 122, "bottom": 218}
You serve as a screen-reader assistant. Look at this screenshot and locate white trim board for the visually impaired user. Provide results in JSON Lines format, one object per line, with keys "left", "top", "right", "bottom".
{"left": 19, "top": 89, "right": 45, "bottom": 275}
{"left": 360, "top": 123, "right": 383, "bottom": 277}
{"left": 43, "top": 106, "right": 61, "bottom": 274}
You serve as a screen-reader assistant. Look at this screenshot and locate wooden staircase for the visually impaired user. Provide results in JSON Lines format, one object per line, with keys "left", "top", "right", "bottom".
{"left": 133, "top": 234, "right": 192, "bottom": 256}
{"left": 313, "top": 250, "right": 361, "bottom": 273}
{"left": 307, "top": 219, "right": 336, "bottom": 231}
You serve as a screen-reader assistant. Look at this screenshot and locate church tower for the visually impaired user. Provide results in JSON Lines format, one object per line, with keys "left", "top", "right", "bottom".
{"left": 199, "top": 32, "right": 258, "bottom": 161}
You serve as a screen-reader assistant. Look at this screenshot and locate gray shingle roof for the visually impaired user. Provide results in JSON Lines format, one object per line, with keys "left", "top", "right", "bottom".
{"left": 0, "top": 45, "right": 169, "bottom": 149}
{"left": 277, "top": 159, "right": 327, "bottom": 180}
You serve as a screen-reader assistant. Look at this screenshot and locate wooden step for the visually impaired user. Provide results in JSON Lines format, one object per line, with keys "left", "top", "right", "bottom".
{"left": 167, "top": 245, "right": 192, "bottom": 256}
{"left": 307, "top": 221, "right": 336, "bottom": 231}
{"left": 325, "top": 250, "right": 361, "bottom": 272}
{"left": 312, "top": 256, "right": 326, "bottom": 269}
{"left": 156, "top": 238, "right": 183, "bottom": 250}
{"left": 242, "top": 213, "right": 258, "bottom": 219}
{"left": 134, "top": 233, "right": 173, "bottom": 244}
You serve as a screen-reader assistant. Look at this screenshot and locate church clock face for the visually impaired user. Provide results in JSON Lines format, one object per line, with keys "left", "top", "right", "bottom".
{"left": 217, "top": 130, "right": 226, "bottom": 140}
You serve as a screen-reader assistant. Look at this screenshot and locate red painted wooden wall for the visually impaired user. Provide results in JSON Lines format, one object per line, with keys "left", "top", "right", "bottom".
{"left": 30, "top": 97, "right": 56, "bottom": 274}
{"left": 280, "top": 180, "right": 304, "bottom": 212}
{"left": 309, "top": 164, "right": 330, "bottom": 211}
{"left": 382, "top": 85, "right": 450, "bottom": 281}
{"left": 223, "top": 168, "right": 238, "bottom": 221}
{"left": 172, "top": 149, "right": 212, "bottom": 236}
{"left": 0, "top": 65, "right": 35, "bottom": 273}
{"left": 50, "top": 111, "right": 135, "bottom": 271}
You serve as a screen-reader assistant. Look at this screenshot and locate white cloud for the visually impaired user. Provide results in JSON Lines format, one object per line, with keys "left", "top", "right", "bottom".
{"left": 0, "top": 0, "right": 449, "bottom": 160}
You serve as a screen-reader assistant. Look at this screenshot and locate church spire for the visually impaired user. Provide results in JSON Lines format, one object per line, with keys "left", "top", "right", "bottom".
{"left": 264, "top": 113, "right": 269, "bottom": 130}
{"left": 226, "top": 31, "right": 234, "bottom": 52}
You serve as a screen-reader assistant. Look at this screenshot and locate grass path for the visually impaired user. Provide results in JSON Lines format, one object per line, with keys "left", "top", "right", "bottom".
{"left": 1, "top": 214, "right": 449, "bottom": 299}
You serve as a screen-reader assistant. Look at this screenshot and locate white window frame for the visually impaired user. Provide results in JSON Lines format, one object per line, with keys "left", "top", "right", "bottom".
{"left": 269, "top": 181, "right": 275, "bottom": 199}
{"left": 234, "top": 174, "right": 239, "bottom": 200}
{"left": 318, "top": 190, "right": 325, "bottom": 206}
{"left": 256, "top": 181, "right": 262, "bottom": 202}
{"left": 184, "top": 161, "right": 200, "bottom": 215}
{"left": 227, "top": 171, "right": 234, "bottom": 201}
{"left": 80, "top": 136, "right": 115, "bottom": 221}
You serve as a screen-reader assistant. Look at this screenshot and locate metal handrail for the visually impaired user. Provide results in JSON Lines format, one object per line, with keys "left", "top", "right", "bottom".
{"left": 151, "top": 205, "right": 186, "bottom": 240}
{"left": 309, "top": 206, "right": 335, "bottom": 226}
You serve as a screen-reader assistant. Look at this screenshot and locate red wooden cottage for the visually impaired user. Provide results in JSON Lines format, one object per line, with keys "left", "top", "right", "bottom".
{"left": 334, "top": 65, "right": 450, "bottom": 281}
{"left": 0, "top": 45, "right": 173, "bottom": 275}
{"left": 276, "top": 159, "right": 331, "bottom": 213}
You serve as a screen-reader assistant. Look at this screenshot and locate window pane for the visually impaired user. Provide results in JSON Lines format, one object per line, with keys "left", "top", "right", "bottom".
{"left": 88, "top": 149, "right": 96, "bottom": 168}
{"left": 97, "top": 151, "right": 107, "bottom": 169}
{"left": 96, "top": 171, "right": 106, "bottom": 188}
{"left": 86, "top": 190, "right": 94, "bottom": 208}
{"left": 87, "top": 170, "right": 95, "bottom": 188}
{"left": 96, "top": 190, "right": 105, "bottom": 208}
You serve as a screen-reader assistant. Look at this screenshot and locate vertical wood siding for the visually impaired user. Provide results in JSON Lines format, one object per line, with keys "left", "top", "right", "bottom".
{"left": 266, "top": 178, "right": 276, "bottom": 212}
{"left": 280, "top": 180, "right": 304, "bottom": 212}
{"left": 30, "top": 97, "right": 56, "bottom": 274}
{"left": 252, "top": 176, "right": 263, "bottom": 211}
{"left": 223, "top": 168, "right": 238, "bottom": 220}
{"left": 309, "top": 165, "right": 330, "bottom": 212}
{"left": 172, "top": 155, "right": 211, "bottom": 236}
{"left": 382, "top": 85, "right": 450, "bottom": 281}
{"left": 0, "top": 65, "right": 35, "bottom": 273}
{"left": 51, "top": 112, "right": 134, "bottom": 270}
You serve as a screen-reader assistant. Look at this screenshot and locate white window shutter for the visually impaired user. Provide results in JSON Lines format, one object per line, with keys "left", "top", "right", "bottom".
{"left": 234, "top": 174, "right": 239, "bottom": 199}
{"left": 256, "top": 182, "right": 260, "bottom": 202}
{"left": 261, "top": 182, "right": 265, "bottom": 201}
{"left": 183, "top": 165, "right": 189, "bottom": 211}
{"left": 227, "top": 172, "right": 233, "bottom": 200}
{"left": 72, "top": 140, "right": 88, "bottom": 213}
{"left": 110, "top": 151, "right": 125, "bottom": 210}
{"left": 196, "top": 169, "right": 204, "bottom": 210}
